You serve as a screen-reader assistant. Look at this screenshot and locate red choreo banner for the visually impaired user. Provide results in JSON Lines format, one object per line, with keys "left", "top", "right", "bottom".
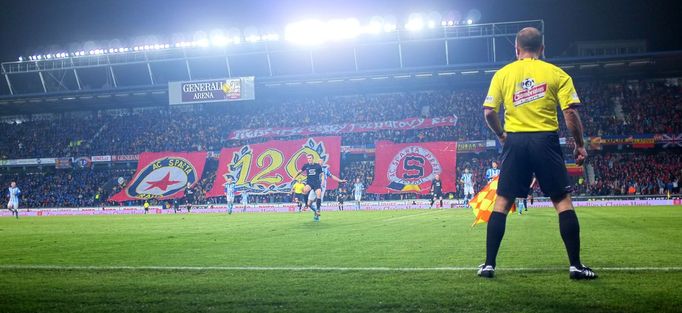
{"left": 207, "top": 137, "right": 342, "bottom": 197}
{"left": 228, "top": 116, "right": 458, "bottom": 140}
{"left": 367, "top": 141, "right": 457, "bottom": 194}
{"left": 109, "top": 152, "right": 207, "bottom": 202}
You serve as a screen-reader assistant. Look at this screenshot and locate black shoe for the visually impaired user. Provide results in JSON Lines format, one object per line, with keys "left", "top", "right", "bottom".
{"left": 477, "top": 264, "right": 495, "bottom": 278}
{"left": 569, "top": 265, "right": 598, "bottom": 280}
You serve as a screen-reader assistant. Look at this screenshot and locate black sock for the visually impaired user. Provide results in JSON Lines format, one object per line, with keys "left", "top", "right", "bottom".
{"left": 559, "top": 210, "right": 582, "bottom": 267}
{"left": 523, "top": 199, "right": 527, "bottom": 208}
{"left": 430, "top": 199, "right": 434, "bottom": 207}
{"left": 485, "top": 211, "right": 508, "bottom": 267}
{"left": 316, "top": 199, "right": 322, "bottom": 211}
{"left": 439, "top": 199, "right": 443, "bottom": 207}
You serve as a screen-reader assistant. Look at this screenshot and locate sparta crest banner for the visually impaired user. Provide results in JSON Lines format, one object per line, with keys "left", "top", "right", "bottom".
{"left": 207, "top": 137, "right": 341, "bottom": 197}
{"left": 109, "top": 152, "right": 207, "bottom": 201}
{"left": 367, "top": 141, "right": 457, "bottom": 194}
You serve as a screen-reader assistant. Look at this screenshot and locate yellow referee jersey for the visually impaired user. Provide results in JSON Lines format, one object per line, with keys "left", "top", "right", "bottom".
{"left": 293, "top": 182, "right": 305, "bottom": 194}
{"left": 483, "top": 58, "right": 581, "bottom": 132}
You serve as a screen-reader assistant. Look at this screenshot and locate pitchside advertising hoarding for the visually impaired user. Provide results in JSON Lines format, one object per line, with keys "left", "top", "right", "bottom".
{"left": 168, "top": 77, "right": 255, "bottom": 105}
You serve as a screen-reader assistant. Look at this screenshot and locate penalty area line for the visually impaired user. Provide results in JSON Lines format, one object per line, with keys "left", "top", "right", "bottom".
{"left": 0, "top": 265, "right": 681, "bottom": 272}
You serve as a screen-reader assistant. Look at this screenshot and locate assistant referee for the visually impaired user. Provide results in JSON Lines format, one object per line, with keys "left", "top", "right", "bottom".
{"left": 478, "top": 27, "right": 597, "bottom": 280}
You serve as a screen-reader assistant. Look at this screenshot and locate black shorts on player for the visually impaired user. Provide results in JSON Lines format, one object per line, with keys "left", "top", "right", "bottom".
{"left": 307, "top": 181, "right": 321, "bottom": 192}
{"left": 497, "top": 132, "right": 572, "bottom": 201}
{"left": 295, "top": 193, "right": 306, "bottom": 203}
{"left": 432, "top": 191, "right": 443, "bottom": 199}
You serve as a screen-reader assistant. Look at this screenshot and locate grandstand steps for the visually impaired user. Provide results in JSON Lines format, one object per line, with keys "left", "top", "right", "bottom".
{"left": 612, "top": 96, "right": 625, "bottom": 122}
{"left": 586, "top": 163, "right": 596, "bottom": 184}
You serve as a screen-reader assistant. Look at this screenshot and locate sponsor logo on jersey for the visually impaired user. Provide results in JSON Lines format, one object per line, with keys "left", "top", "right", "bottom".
{"left": 513, "top": 78, "right": 547, "bottom": 107}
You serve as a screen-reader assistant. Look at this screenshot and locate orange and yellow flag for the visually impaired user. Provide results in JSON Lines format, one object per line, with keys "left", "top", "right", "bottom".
{"left": 469, "top": 176, "right": 515, "bottom": 226}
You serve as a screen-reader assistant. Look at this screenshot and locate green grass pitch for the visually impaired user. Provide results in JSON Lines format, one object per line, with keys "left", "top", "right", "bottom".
{"left": 0, "top": 206, "right": 681, "bottom": 312}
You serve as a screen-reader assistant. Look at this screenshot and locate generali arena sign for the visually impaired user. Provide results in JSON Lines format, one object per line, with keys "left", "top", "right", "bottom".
{"left": 168, "top": 77, "right": 255, "bottom": 105}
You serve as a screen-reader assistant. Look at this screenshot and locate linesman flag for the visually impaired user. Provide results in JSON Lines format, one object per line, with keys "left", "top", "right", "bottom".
{"left": 469, "top": 176, "right": 516, "bottom": 226}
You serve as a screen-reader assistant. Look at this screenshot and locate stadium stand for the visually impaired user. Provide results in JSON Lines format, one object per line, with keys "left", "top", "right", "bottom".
{"left": 0, "top": 78, "right": 680, "bottom": 208}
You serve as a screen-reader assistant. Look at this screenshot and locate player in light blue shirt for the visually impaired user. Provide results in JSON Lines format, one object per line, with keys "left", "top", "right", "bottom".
{"left": 352, "top": 178, "right": 364, "bottom": 210}
{"left": 240, "top": 191, "right": 249, "bottom": 212}
{"left": 460, "top": 168, "right": 475, "bottom": 203}
{"left": 224, "top": 177, "right": 237, "bottom": 215}
{"left": 485, "top": 161, "right": 501, "bottom": 183}
{"left": 7, "top": 181, "right": 21, "bottom": 219}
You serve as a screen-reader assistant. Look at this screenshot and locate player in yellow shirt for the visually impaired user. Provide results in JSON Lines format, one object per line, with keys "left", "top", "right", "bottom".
{"left": 478, "top": 27, "right": 596, "bottom": 280}
{"left": 291, "top": 180, "right": 306, "bottom": 212}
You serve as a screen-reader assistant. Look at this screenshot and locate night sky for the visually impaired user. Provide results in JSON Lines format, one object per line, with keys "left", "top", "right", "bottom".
{"left": 1, "top": 0, "right": 680, "bottom": 61}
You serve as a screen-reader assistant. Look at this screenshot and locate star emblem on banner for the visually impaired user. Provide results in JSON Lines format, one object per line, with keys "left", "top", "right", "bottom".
{"left": 144, "top": 172, "right": 181, "bottom": 191}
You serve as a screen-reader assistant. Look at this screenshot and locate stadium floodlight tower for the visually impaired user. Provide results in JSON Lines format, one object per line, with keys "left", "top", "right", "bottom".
{"left": 0, "top": 17, "right": 544, "bottom": 96}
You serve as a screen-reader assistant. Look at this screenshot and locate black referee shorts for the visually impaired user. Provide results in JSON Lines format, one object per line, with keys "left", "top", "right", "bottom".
{"left": 497, "top": 132, "right": 572, "bottom": 200}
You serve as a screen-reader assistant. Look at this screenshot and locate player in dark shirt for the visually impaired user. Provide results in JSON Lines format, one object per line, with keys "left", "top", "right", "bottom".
{"left": 430, "top": 174, "right": 444, "bottom": 208}
{"left": 294, "top": 154, "right": 324, "bottom": 221}
{"left": 184, "top": 183, "right": 194, "bottom": 213}
{"left": 336, "top": 187, "right": 347, "bottom": 211}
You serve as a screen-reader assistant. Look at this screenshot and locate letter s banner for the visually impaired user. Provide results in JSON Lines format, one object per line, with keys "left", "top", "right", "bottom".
{"left": 367, "top": 141, "right": 457, "bottom": 194}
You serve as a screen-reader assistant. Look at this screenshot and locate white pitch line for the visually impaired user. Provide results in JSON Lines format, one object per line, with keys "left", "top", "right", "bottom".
{"left": 0, "top": 265, "right": 680, "bottom": 272}
{"left": 383, "top": 209, "right": 446, "bottom": 222}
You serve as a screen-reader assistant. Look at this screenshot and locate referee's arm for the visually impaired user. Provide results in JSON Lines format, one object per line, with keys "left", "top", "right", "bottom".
{"left": 558, "top": 72, "right": 587, "bottom": 166}
{"left": 483, "top": 72, "right": 506, "bottom": 143}
{"left": 563, "top": 107, "right": 586, "bottom": 165}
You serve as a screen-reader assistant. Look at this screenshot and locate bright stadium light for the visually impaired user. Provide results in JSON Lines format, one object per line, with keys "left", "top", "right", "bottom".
{"left": 245, "top": 35, "right": 261, "bottom": 43}
{"left": 405, "top": 13, "right": 425, "bottom": 31}
{"left": 327, "top": 18, "right": 361, "bottom": 41}
{"left": 197, "top": 39, "right": 209, "bottom": 47}
{"left": 211, "top": 35, "right": 228, "bottom": 46}
{"left": 262, "top": 33, "right": 280, "bottom": 41}
{"left": 426, "top": 11, "right": 441, "bottom": 29}
{"left": 448, "top": 20, "right": 455, "bottom": 26}
{"left": 18, "top": 56, "right": 23, "bottom": 61}
{"left": 243, "top": 26, "right": 260, "bottom": 43}
{"left": 366, "top": 16, "right": 384, "bottom": 34}
{"left": 383, "top": 15, "right": 398, "bottom": 32}
{"left": 467, "top": 9, "right": 482, "bottom": 24}
{"left": 285, "top": 19, "right": 326, "bottom": 45}
{"left": 210, "top": 29, "right": 228, "bottom": 47}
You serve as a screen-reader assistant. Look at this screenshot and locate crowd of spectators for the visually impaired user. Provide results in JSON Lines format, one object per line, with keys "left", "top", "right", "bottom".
{"left": 2, "top": 80, "right": 679, "bottom": 160}
{"left": 1, "top": 78, "right": 681, "bottom": 208}
{"left": 587, "top": 152, "right": 682, "bottom": 196}
{"left": 0, "top": 167, "right": 135, "bottom": 208}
